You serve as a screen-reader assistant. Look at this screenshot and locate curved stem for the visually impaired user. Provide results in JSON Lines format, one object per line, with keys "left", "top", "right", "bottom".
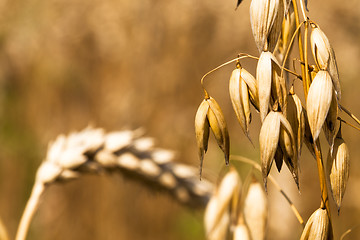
{"left": 340, "top": 225, "right": 360, "bottom": 240}
{"left": 200, "top": 54, "right": 259, "bottom": 96}
{"left": 231, "top": 155, "right": 305, "bottom": 227}
{"left": 16, "top": 183, "right": 45, "bottom": 240}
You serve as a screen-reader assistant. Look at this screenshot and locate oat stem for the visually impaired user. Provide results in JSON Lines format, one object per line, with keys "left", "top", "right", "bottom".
{"left": 314, "top": 140, "right": 333, "bottom": 234}
{"left": 16, "top": 183, "right": 45, "bottom": 240}
{"left": 340, "top": 104, "right": 360, "bottom": 127}
{"left": 231, "top": 155, "right": 305, "bottom": 227}
{"left": 340, "top": 225, "right": 360, "bottom": 240}
{"left": 338, "top": 117, "right": 360, "bottom": 132}
{"left": 292, "top": 0, "right": 309, "bottom": 98}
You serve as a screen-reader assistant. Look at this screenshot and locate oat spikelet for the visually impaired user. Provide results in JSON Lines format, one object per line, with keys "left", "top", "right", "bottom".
{"left": 327, "top": 130, "right": 349, "bottom": 212}
{"left": 306, "top": 70, "right": 333, "bottom": 141}
{"left": 204, "top": 169, "right": 241, "bottom": 240}
{"left": 300, "top": 208, "right": 332, "bottom": 240}
{"left": 310, "top": 25, "right": 341, "bottom": 101}
{"left": 250, "top": 0, "right": 284, "bottom": 52}
{"left": 195, "top": 97, "right": 230, "bottom": 176}
{"left": 244, "top": 179, "right": 267, "bottom": 240}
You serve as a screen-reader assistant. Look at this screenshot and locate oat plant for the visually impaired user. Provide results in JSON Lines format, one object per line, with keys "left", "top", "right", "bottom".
{"left": 195, "top": 0, "right": 360, "bottom": 239}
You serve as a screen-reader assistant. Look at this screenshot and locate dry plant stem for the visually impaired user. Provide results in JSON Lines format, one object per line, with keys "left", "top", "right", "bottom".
{"left": 340, "top": 104, "right": 360, "bottom": 127}
{"left": 16, "top": 183, "right": 45, "bottom": 240}
{"left": 0, "top": 217, "right": 9, "bottom": 240}
{"left": 292, "top": 0, "right": 308, "bottom": 97}
{"left": 339, "top": 118, "right": 360, "bottom": 132}
{"left": 340, "top": 225, "right": 360, "bottom": 240}
{"left": 299, "top": 0, "right": 308, "bottom": 21}
{"left": 231, "top": 155, "right": 305, "bottom": 227}
{"left": 280, "top": 21, "right": 305, "bottom": 79}
{"left": 303, "top": 21, "right": 310, "bottom": 88}
{"left": 314, "top": 141, "right": 331, "bottom": 221}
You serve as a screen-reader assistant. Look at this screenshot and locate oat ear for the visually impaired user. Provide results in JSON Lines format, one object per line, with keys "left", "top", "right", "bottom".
{"left": 306, "top": 70, "right": 333, "bottom": 141}
{"left": 257, "top": 51, "right": 273, "bottom": 122}
{"left": 327, "top": 128, "right": 350, "bottom": 212}
{"left": 207, "top": 97, "right": 230, "bottom": 165}
{"left": 300, "top": 208, "right": 332, "bottom": 240}
{"left": 259, "top": 111, "right": 281, "bottom": 187}
{"left": 195, "top": 99, "right": 210, "bottom": 178}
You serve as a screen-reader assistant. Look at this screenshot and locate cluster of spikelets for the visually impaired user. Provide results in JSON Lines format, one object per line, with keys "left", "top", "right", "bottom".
{"left": 204, "top": 169, "right": 267, "bottom": 240}
{"left": 17, "top": 127, "right": 214, "bottom": 240}
{"left": 195, "top": 0, "right": 352, "bottom": 238}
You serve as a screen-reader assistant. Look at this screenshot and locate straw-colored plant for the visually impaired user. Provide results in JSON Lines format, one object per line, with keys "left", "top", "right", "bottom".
{"left": 195, "top": 0, "right": 360, "bottom": 238}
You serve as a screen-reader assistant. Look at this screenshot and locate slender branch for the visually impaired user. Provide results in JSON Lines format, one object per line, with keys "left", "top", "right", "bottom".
{"left": 200, "top": 53, "right": 260, "bottom": 97}
{"left": 340, "top": 104, "right": 360, "bottom": 127}
{"left": 292, "top": 0, "right": 308, "bottom": 98}
{"left": 299, "top": 0, "right": 308, "bottom": 21}
{"left": 280, "top": 21, "right": 305, "bottom": 79}
{"left": 338, "top": 117, "right": 360, "bottom": 132}
{"left": 340, "top": 225, "right": 360, "bottom": 240}
{"left": 231, "top": 155, "right": 305, "bottom": 227}
{"left": 313, "top": 140, "right": 332, "bottom": 222}
{"left": 16, "top": 183, "right": 45, "bottom": 240}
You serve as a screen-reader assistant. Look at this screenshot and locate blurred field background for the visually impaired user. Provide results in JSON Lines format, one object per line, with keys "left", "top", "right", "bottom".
{"left": 0, "top": 0, "right": 359, "bottom": 239}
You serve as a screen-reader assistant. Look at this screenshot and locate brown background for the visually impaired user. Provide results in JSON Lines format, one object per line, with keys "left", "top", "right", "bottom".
{"left": 0, "top": 0, "right": 359, "bottom": 239}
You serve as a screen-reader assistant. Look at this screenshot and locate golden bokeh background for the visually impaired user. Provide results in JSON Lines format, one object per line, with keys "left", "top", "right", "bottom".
{"left": 0, "top": 0, "right": 359, "bottom": 239}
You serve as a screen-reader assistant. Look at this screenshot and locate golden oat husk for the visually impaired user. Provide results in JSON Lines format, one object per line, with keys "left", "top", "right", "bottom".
{"left": 229, "top": 68, "right": 253, "bottom": 141}
{"left": 306, "top": 70, "right": 333, "bottom": 141}
{"left": 205, "top": 169, "right": 241, "bottom": 239}
{"left": 259, "top": 111, "right": 281, "bottom": 184}
{"left": 310, "top": 26, "right": 341, "bottom": 101}
{"left": 204, "top": 197, "right": 230, "bottom": 240}
{"left": 250, "top": 0, "right": 284, "bottom": 52}
{"left": 303, "top": 108, "right": 316, "bottom": 158}
{"left": 243, "top": 179, "right": 267, "bottom": 240}
{"left": 241, "top": 68, "right": 259, "bottom": 111}
{"left": 323, "top": 91, "right": 339, "bottom": 148}
{"left": 277, "top": 3, "right": 296, "bottom": 61}
{"left": 257, "top": 52, "right": 283, "bottom": 121}
{"left": 207, "top": 97, "right": 230, "bottom": 165}
{"left": 300, "top": 208, "right": 333, "bottom": 240}
{"left": 195, "top": 99, "right": 210, "bottom": 178}
{"left": 327, "top": 129, "right": 349, "bottom": 212}
{"left": 278, "top": 113, "right": 299, "bottom": 187}
{"left": 271, "top": 59, "right": 288, "bottom": 113}
{"left": 233, "top": 224, "right": 252, "bottom": 240}
{"left": 240, "top": 78, "right": 252, "bottom": 133}
{"left": 287, "top": 93, "right": 305, "bottom": 158}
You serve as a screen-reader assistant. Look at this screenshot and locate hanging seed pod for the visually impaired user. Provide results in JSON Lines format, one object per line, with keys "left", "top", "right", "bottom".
{"left": 195, "top": 99, "right": 210, "bottom": 178}
{"left": 257, "top": 52, "right": 285, "bottom": 121}
{"left": 306, "top": 70, "right": 333, "bottom": 141}
{"left": 259, "top": 111, "right": 281, "bottom": 184}
{"left": 241, "top": 68, "right": 259, "bottom": 111}
{"left": 323, "top": 91, "right": 339, "bottom": 148}
{"left": 278, "top": 112, "right": 299, "bottom": 188}
{"left": 195, "top": 97, "right": 230, "bottom": 178}
{"left": 204, "top": 197, "right": 230, "bottom": 240}
{"left": 243, "top": 179, "right": 268, "bottom": 240}
{"left": 287, "top": 93, "right": 305, "bottom": 158}
{"left": 277, "top": 2, "right": 296, "bottom": 62}
{"left": 250, "top": 0, "right": 284, "bottom": 52}
{"left": 310, "top": 25, "right": 341, "bottom": 101}
{"left": 327, "top": 129, "right": 349, "bottom": 212}
{"left": 205, "top": 169, "right": 241, "bottom": 239}
{"left": 300, "top": 208, "right": 332, "bottom": 240}
{"left": 233, "top": 224, "right": 251, "bottom": 240}
{"left": 229, "top": 68, "right": 255, "bottom": 141}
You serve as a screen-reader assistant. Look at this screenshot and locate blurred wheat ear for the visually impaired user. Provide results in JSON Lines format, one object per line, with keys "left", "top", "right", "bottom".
{"left": 15, "top": 127, "right": 214, "bottom": 240}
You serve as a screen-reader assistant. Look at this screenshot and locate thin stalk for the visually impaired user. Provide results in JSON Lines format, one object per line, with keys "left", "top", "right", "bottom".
{"left": 292, "top": 0, "right": 308, "bottom": 98}
{"left": 16, "top": 183, "right": 45, "bottom": 240}
{"left": 340, "top": 104, "right": 360, "bottom": 127}
{"left": 231, "top": 155, "right": 305, "bottom": 227}
{"left": 338, "top": 117, "right": 360, "bottom": 132}
{"left": 303, "top": 20, "right": 310, "bottom": 94}
{"left": 313, "top": 140, "right": 331, "bottom": 219}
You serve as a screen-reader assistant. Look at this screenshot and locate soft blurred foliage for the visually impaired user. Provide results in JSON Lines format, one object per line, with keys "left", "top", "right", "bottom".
{"left": 0, "top": 0, "right": 359, "bottom": 239}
